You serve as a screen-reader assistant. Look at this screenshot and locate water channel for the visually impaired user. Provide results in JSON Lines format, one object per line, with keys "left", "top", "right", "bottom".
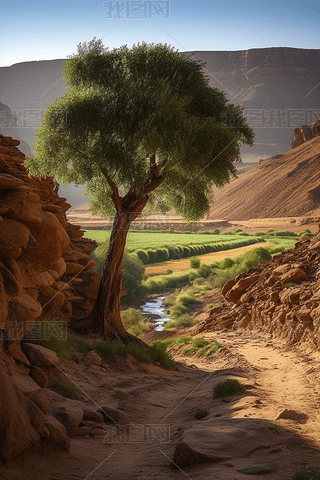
{"left": 140, "top": 296, "right": 171, "bottom": 331}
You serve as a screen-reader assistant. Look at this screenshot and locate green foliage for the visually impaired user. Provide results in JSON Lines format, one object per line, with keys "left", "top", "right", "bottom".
{"left": 181, "top": 337, "right": 222, "bottom": 356}
{"left": 220, "top": 257, "right": 234, "bottom": 269}
{"left": 162, "top": 321, "right": 177, "bottom": 330}
{"left": 190, "top": 257, "right": 201, "bottom": 269}
{"left": 197, "top": 263, "right": 212, "bottom": 278}
{"left": 213, "top": 378, "right": 245, "bottom": 398}
{"left": 54, "top": 383, "right": 81, "bottom": 400}
{"left": 114, "top": 391, "right": 126, "bottom": 400}
{"left": 27, "top": 40, "right": 253, "bottom": 224}
{"left": 122, "top": 254, "right": 147, "bottom": 304}
{"left": 121, "top": 308, "right": 146, "bottom": 337}
{"left": 175, "top": 314, "right": 196, "bottom": 328}
{"left": 291, "top": 473, "right": 320, "bottom": 480}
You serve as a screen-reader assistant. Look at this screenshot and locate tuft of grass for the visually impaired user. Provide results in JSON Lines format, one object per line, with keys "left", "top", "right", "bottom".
{"left": 286, "top": 282, "right": 298, "bottom": 288}
{"left": 116, "top": 382, "right": 131, "bottom": 388}
{"left": 190, "top": 257, "right": 201, "bottom": 269}
{"left": 121, "top": 308, "right": 146, "bottom": 337}
{"left": 213, "top": 378, "right": 245, "bottom": 398}
{"left": 54, "top": 383, "right": 81, "bottom": 400}
{"left": 114, "top": 391, "right": 126, "bottom": 400}
{"left": 291, "top": 473, "right": 320, "bottom": 480}
{"left": 163, "top": 320, "right": 177, "bottom": 330}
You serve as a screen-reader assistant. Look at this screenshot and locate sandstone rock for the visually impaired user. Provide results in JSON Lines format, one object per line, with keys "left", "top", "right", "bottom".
{"left": 99, "top": 406, "right": 131, "bottom": 425}
{"left": 35, "top": 271, "right": 56, "bottom": 288}
{"left": 12, "top": 372, "right": 41, "bottom": 394}
{"left": 173, "top": 417, "right": 284, "bottom": 467}
{"left": 15, "top": 293, "right": 42, "bottom": 317}
{"left": 83, "top": 408, "right": 104, "bottom": 424}
{"left": 0, "top": 366, "right": 40, "bottom": 463}
{"left": 0, "top": 173, "right": 24, "bottom": 189}
{"left": 225, "top": 274, "right": 260, "bottom": 303}
{"left": 280, "top": 268, "right": 306, "bottom": 284}
{"left": 29, "top": 365, "right": 49, "bottom": 388}
{"left": 0, "top": 217, "right": 30, "bottom": 259}
{"left": 64, "top": 262, "right": 84, "bottom": 275}
{"left": 23, "top": 343, "right": 62, "bottom": 369}
{"left": 24, "top": 395, "right": 48, "bottom": 437}
{"left": 275, "top": 409, "right": 308, "bottom": 422}
{"left": 44, "top": 414, "right": 70, "bottom": 450}
{"left": 25, "top": 388, "right": 51, "bottom": 414}
{"left": 83, "top": 350, "right": 102, "bottom": 367}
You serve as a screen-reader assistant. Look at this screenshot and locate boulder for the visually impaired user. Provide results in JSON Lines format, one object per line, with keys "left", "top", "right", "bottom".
{"left": 22, "top": 344, "right": 62, "bottom": 370}
{"left": 44, "top": 414, "right": 70, "bottom": 450}
{"left": 83, "top": 350, "right": 102, "bottom": 367}
{"left": 173, "top": 417, "right": 284, "bottom": 467}
{"left": 25, "top": 388, "right": 51, "bottom": 414}
{"left": 0, "top": 217, "right": 30, "bottom": 259}
{"left": 0, "top": 173, "right": 24, "bottom": 189}
{"left": 99, "top": 406, "right": 131, "bottom": 425}
{"left": 280, "top": 268, "right": 306, "bottom": 284}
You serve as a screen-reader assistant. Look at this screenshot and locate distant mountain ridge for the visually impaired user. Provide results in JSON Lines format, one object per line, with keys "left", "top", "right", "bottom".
{"left": 1, "top": 47, "right": 319, "bottom": 205}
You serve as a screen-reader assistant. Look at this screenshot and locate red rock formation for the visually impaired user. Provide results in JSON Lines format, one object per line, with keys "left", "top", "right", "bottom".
{"left": 291, "top": 119, "right": 320, "bottom": 148}
{"left": 0, "top": 134, "right": 101, "bottom": 462}
{"left": 196, "top": 232, "right": 320, "bottom": 352}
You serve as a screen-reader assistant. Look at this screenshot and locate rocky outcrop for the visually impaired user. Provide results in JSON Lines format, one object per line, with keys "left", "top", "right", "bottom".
{"left": 291, "top": 120, "right": 320, "bottom": 148}
{"left": 0, "top": 134, "right": 101, "bottom": 462}
{"left": 197, "top": 232, "right": 320, "bottom": 352}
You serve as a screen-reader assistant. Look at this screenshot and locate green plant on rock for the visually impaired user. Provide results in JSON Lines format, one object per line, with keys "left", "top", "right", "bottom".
{"left": 54, "top": 383, "right": 81, "bottom": 400}
{"left": 213, "top": 378, "right": 245, "bottom": 398}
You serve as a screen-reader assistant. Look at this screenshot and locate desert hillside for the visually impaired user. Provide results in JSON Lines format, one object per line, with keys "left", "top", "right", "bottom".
{"left": 208, "top": 133, "right": 320, "bottom": 220}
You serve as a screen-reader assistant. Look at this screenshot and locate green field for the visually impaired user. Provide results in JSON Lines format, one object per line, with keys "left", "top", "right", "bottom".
{"left": 83, "top": 230, "right": 264, "bottom": 264}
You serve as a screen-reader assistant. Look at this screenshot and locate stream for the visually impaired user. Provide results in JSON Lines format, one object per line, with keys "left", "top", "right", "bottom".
{"left": 140, "top": 296, "right": 171, "bottom": 331}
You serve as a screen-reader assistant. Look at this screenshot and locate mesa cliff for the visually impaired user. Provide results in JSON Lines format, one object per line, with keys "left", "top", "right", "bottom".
{"left": 207, "top": 120, "right": 320, "bottom": 220}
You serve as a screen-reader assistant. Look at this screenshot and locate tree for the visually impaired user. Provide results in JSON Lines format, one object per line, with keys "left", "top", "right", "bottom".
{"left": 26, "top": 40, "right": 254, "bottom": 343}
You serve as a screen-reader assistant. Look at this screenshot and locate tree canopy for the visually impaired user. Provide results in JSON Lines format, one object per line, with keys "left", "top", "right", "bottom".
{"left": 27, "top": 40, "right": 254, "bottom": 222}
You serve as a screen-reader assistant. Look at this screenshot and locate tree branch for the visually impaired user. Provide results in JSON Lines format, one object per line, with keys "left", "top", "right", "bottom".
{"left": 100, "top": 167, "right": 123, "bottom": 214}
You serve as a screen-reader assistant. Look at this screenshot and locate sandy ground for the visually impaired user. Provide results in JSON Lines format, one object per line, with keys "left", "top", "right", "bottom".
{"left": 3, "top": 326, "right": 320, "bottom": 480}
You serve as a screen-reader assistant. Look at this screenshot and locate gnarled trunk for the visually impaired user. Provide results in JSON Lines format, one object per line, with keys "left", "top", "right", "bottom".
{"left": 71, "top": 159, "right": 166, "bottom": 343}
{"left": 73, "top": 195, "right": 148, "bottom": 343}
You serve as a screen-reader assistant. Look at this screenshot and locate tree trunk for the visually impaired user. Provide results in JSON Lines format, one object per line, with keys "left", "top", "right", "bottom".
{"left": 72, "top": 196, "right": 148, "bottom": 344}
{"left": 70, "top": 160, "right": 166, "bottom": 343}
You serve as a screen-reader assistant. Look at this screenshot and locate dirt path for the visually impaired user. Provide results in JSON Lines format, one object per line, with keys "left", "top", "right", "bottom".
{"left": 145, "top": 242, "right": 272, "bottom": 275}
{"left": 4, "top": 332, "right": 320, "bottom": 480}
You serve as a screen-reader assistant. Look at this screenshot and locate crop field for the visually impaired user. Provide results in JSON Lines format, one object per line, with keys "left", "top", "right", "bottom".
{"left": 83, "top": 230, "right": 264, "bottom": 265}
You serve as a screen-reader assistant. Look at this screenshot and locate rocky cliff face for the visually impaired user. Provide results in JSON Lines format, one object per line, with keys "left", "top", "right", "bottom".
{"left": 196, "top": 232, "right": 320, "bottom": 353}
{"left": 0, "top": 134, "right": 101, "bottom": 462}
{"left": 291, "top": 119, "right": 320, "bottom": 148}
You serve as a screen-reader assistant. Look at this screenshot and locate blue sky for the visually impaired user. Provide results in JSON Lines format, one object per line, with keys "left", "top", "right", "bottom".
{"left": 1, "top": 0, "right": 319, "bottom": 67}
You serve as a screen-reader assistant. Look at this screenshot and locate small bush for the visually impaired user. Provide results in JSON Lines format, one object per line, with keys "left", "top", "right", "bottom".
{"left": 54, "top": 383, "right": 81, "bottom": 400}
{"left": 197, "top": 264, "right": 212, "bottom": 278}
{"left": 175, "top": 314, "right": 196, "bottom": 328}
{"left": 291, "top": 473, "right": 320, "bottom": 480}
{"left": 213, "top": 378, "right": 245, "bottom": 398}
{"left": 163, "top": 321, "right": 177, "bottom": 330}
{"left": 220, "top": 257, "right": 234, "bottom": 269}
{"left": 121, "top": 308, "right": 146, "bottom": 337}
{"left": 190, "top": 258, "right": 201, "bottom": 269}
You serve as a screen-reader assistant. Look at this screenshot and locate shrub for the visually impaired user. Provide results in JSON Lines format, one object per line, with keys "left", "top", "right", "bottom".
{"left": 162, "top": 321, "right": 177, "bottom": 330}
{"left": 122, "top": 254, "right": 146, "bottom": 304}
{"left": 54, "top": 383, "right": 81, "bottom": 400}
{"left": 135, "top": 249, "right": 149, "bottom": 264}
{"left": 213, "top": 378, "right": 245, "bottom": 398}
{"left": 220, "top": 257, "right": 234, "bottom": 269}
{"left": 177, "top": 293, "right": 197, "bottom": 307}
{"left": 175, "top": 314, "right": 196, "bottom": 328}
{"left": 197, "top": 264, "right": 212, "bottom": 278}
{"left": 190, "top": 257, "right": 201, "bottom": 269}
{"left": 291, "top": 473, "right": 320, "bottom": 480}
{"left": 121, "top": 308, "right": 146, "bottom": 337}
{"left": 170, "top": 304, "right": 189, "bottom": 317}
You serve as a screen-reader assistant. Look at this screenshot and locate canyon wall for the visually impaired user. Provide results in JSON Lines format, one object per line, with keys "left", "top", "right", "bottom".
{"left": 0, "top": 135, "right": 101, "bottom": 463}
